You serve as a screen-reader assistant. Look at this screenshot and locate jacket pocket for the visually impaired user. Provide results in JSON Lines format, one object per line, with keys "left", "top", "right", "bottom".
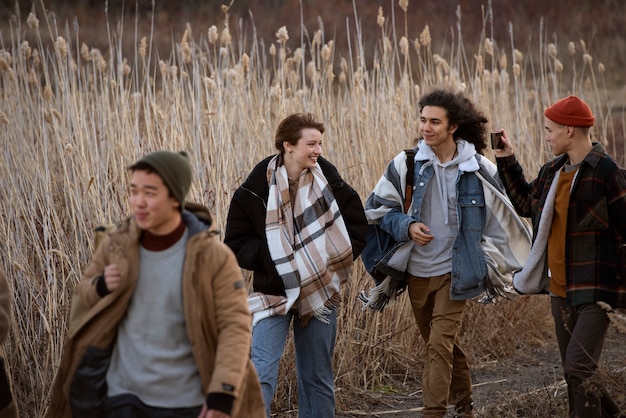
{"left": 577, "top": 196, "right": 609, "bottom": 230}
{"left": 69, "top": 346, "right": 112, "bottom": 418}
{"left": 458, "top": 192, "right": 485, "bottom": 232}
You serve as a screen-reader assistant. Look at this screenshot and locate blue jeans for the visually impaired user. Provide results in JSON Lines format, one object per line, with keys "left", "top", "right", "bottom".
{"left": 251, "top": 307, "right": 337, "bottom": 418}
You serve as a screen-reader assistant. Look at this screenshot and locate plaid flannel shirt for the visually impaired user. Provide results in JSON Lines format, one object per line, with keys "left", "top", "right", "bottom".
{"left": 497, "top": 143, "right": 626, "bottom": 308}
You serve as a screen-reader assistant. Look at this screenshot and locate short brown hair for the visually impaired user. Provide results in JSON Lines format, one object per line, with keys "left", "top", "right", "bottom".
{"left": 274, "top": 113, "right": 325, "bottom": 154}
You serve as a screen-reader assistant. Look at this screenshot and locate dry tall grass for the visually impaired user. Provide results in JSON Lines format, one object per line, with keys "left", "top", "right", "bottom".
{"left": 0, "top": 1, "right": 624, "bottom": 417}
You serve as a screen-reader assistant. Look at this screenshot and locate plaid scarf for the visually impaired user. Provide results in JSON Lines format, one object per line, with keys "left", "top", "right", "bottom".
{"left": 247, "top": 155, "right": 353, "bottom": 327}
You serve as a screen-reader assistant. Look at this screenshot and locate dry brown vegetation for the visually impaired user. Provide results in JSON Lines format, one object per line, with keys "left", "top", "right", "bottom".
{"left": 0, "top": 0, "right": 625, "bottom": 417}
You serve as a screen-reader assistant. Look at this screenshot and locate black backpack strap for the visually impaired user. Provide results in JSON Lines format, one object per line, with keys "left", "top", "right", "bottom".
{"left": 403, "top": 148, "right": 416, "bottom": 213}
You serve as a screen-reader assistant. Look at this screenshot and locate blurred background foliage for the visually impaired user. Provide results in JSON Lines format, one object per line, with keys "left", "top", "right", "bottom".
{"left": 2, "top": 0, "right": 625, "bottom": 86}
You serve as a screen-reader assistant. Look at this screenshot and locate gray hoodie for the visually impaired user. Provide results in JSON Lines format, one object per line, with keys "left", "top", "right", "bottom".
{"left": 408, "top": 140, "right": 479, "bottom": 277}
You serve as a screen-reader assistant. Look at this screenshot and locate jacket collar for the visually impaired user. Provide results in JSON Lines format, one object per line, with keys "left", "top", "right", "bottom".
{"left": 549, "top": 142, "right": 605, "bottom": 171}
{"left": 110, "top": 203, "right": 216, "bottom": 246}
{"left": 241, "top": 154, "right": 342, "bottom": 196}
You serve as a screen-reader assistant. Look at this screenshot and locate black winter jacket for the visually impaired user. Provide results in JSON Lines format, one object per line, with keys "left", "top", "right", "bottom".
{"left": 224, "top": 155, "right": 368, "bottom": 296}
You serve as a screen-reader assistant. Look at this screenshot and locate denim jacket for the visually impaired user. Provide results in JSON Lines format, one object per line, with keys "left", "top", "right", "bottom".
{"left": 380, "top": 160, "right": 488, "bottom": 300}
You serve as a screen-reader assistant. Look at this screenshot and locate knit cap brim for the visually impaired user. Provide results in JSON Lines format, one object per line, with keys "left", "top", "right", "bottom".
{"left": 130, "top": 150, "right": 192, "bottom": 209}
{"left": 544, "top": 96, "right": 595, "bottom": 127}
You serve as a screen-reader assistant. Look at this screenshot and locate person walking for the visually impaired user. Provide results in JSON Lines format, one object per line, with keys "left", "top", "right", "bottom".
{"left": 496, "top": 95, "right": 626, "bottom": 418}
{"left": 48, "top": 150, "right": 264, "bottom": 418}
{"left": 224, "top": 112, "right": 368, "bottom": 417}
{"left": 364, "top": 89, "right": 531, "bottom": 418}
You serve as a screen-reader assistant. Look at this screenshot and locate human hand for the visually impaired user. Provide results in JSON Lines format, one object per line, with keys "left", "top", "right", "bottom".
{"left": 408, "top": 222, "right": 434, "bottom": 246}
{"left": 198, "top": 404, "right": 230, "bottom": 418}
{"left": 493, "top": 129, "right": 515, "bottom": 158}
{"left": 103, "top": 264, "right": 122, "bottom": 292}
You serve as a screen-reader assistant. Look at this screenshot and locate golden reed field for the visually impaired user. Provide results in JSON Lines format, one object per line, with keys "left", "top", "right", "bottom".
{"left": 0, "top": 0, "right": 624, "bottom": 416}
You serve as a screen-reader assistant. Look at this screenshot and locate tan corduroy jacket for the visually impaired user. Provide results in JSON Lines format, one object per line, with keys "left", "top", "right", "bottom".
{"left": 46, "top": 204, "right": 264, "bottom": 417}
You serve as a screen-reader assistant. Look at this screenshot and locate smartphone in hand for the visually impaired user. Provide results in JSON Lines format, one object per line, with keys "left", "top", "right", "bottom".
{"left": 490, "top": 132, "right": 503, "bottom": 149}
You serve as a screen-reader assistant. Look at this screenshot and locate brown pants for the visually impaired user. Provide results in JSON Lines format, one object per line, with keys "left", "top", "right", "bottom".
{"left": 407, "top": 273, "right": 472, "bottom": 416}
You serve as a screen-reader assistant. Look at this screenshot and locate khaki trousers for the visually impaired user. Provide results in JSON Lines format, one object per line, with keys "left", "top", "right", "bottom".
{"left": 407, "top": 273, "right": 472, "bottom": 416}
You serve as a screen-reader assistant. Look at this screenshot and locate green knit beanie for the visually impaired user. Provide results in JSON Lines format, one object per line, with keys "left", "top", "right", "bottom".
{"left": 130, "top": 150, "right": 192, "bottom": 209}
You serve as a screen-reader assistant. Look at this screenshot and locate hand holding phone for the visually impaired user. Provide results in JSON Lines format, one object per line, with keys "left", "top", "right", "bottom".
{"left": 490, "top": 132, "right": 503, "bottom": 150}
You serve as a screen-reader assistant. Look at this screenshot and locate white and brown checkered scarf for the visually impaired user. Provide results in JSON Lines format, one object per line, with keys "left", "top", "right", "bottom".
{"left": 248, "top": 155, "right": 353, "bottom": 327}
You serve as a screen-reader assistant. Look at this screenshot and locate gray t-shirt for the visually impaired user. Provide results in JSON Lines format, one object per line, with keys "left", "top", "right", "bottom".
{"left": 106, "top": 228, "right": 204, "bottom": 408}
{"left": 407, "top": 157, "right": 459, "bottom": 277}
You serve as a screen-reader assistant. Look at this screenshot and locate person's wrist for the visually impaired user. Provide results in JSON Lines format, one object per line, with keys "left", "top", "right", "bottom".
{"left": 95, "top": 274, "right": 110, "bottom": 297}
{"left": 205, "top": 393, "right": 234, "bottom": 415}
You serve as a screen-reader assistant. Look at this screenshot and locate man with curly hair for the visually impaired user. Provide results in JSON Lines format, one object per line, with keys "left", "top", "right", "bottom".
{"left": 364, "top": 89, "right": 531, "bottom": 417}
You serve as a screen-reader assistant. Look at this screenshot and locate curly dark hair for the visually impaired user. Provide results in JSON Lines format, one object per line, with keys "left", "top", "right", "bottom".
{"left": 418, "top": 89, "right": 488, "bottom": 154}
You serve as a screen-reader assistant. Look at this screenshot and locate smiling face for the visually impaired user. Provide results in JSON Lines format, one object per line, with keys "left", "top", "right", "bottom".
{"left": 544, "top": 117, "right": 571, "bottom": 156}
{"left": 283, "top": 128, "right": 322, "bottom": 174}
{"left": 419, "top": 105, "right": 457, "bottom": 150}
{"left": 130, "top": 169, "right": 181, "bottom": 235}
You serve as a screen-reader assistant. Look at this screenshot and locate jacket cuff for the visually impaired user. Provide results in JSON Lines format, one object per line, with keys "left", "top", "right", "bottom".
{"left": 205, "top": 393, "right": 234, "bottom": 415}
{"left": 495, "top": 154, "right": 517, "bottom": 167}
{"left": 398, "top": 217, "right": 415, "bottom": 241}
{"left": 95, "top": 274, "right": 110, "bottom": 297}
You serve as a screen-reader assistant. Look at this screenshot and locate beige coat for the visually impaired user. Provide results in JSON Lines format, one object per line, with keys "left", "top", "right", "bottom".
{"left": 47, "top": 204, "right": 264, "bottom": 417}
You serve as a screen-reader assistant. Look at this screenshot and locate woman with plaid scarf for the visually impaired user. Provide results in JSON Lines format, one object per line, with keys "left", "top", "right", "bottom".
{"left": 224, "top": 113, "right": 368, "bottom": 418}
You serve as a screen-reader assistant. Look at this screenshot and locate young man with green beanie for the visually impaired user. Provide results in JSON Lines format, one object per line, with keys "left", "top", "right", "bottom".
{"left": 496, "top": 96, "right": 626, "bottom": 418}
{"left": 47, "top": 151, "right": 265, "bottom": 418}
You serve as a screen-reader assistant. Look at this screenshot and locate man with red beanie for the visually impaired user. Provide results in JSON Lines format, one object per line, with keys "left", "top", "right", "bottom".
{"left": 495, "top": 95, "right": 626, "bottom": 417}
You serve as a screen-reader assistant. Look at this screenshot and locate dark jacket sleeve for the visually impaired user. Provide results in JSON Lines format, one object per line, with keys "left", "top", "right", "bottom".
{"left": 335, "top": 182, "right": 368, "bottom": 259}
{"left": 224, "top": 184, "right": 284, "bottom": 295}
{"left": 496, "top": 155, "right": 538, "bottom": 218}
{"left": 224, "top": 187, "right": 266, "bottom": 271}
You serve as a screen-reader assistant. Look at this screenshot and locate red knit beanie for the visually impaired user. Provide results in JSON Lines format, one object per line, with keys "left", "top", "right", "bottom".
{"left": 544, "top": 96, "right": 595, "bottom": 127}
